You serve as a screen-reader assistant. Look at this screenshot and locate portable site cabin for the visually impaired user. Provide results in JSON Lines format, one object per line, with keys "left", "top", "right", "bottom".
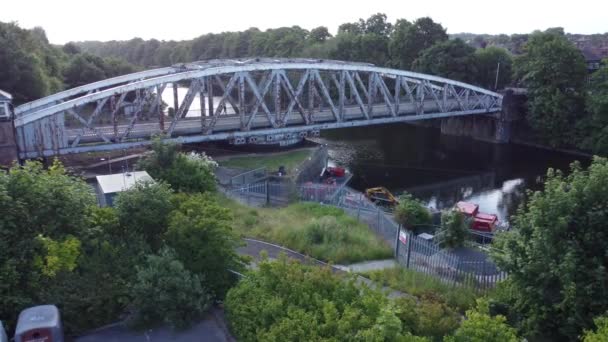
{"left": 95, "top": 171, "right": 154, "bottom": 207}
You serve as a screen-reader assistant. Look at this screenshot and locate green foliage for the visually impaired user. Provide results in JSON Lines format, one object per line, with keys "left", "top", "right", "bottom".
{"left": 473, "top": 46, "right": 513, "bottom": 89}
{"left": 583, "top": 62, "right": 608, "bottom": 155}
{"left": 0, "top": 160, "right": 96, "bottom": 330}
{"left": 582, "top": 316, "right": 608, "bottom": 342}
{"left": 394, "top": 193, "right": 432, "bottom": 229}
{"left": 365, "top": 267, "right": 478, "bottom": 313}
{"left": 395, "top": 296, "right": 460, "bottom": 340}
{"left": 445, "top": 300, "right": 518, "bottom": 342}
{"left": 166, "top": 194, "right": 246, "bottom": 299}
{"left": 413, "top": 39, "right": 477, "bottom": 84}
{"left": 130, "top": 249, "right": 212, "bottom": 330}
{"left": 491, "top": 157, "right": 608, "bottom": 340}
{"left": 138, "top": 137, "right": 217, "bottom": 193}
{"left": 0, "top": 22, "right": 135, "bottom": 104}
{"left": 114, "top": 181, "right": 174, "bottom": 251}
{"left": 390, "top": 17, "right": 448, "bottom": 70}
{"left": 34, "top": 235, "right": 81, "bottom": 277}
{"left": 436, "top": 210, "right": 468, "bottom": 249}
{"left": 514, "top": 29, "right": 587, "bottom": 147}
{"left": 225, "top": 256, "right": 412, "bottom": 341}
{"left": 227, "top": 200, "right": 392, "bottom": 263}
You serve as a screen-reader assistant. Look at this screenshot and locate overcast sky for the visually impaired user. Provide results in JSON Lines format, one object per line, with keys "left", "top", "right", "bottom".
{"left": 1, "top": 0, "right": 606, "bottom": 44}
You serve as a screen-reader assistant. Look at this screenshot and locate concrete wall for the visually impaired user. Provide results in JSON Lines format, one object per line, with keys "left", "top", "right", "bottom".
{"left": 0, "top": 121, "right": 18, "bottom": 166}
{"left": 439, "top": 90, "right": 527, "bottom": 144}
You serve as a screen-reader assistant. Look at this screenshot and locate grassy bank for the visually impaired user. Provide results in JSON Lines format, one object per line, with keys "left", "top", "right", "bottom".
{"left": 362, "top": 267, "right": 479, "bottom": 312}
{"left": 218, "top": 149, "right": 313, "bottom": 174}
{"left": 225, "top": 199, "right": 392, "bottom": 264}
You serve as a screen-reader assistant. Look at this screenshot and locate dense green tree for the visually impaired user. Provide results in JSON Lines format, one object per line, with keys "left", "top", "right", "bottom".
{"left": 225, "top": 256, "right": 420, "bottom": 341}
{"left": 413, "top": 38, "right": 477, "bottom": 83}
{"left": 166, "top": 194, "right": 246, "bottom": 299}
{"left": 514, "top": 29, "right": 587, "bottom": 147}
{"left": 114, "top": 181, "right": 174, "bottom": 251}
{"left": 389, "top": 19, "right": 413, "bottom": 69}
{"left": 391, "top": 17, "right": 448, "bottom": 70}
{"left": 130, "top": 249, "right": 212, "bottom": 329}
{"left": 491, "top": 157, "right": 608, "bottom": 340}
{"left": 582, "top": 61, "right": 608, "bottom": 155}
{"left": 445, "top": 300, "right": 518, "bottom": 342}
{"left": 394, "top": 193, "right": 432, "bottom": 229}
{"left": 473, "top": 46, "right": 513, "bottom": 89}
{"left": 0, "top": 160, "right": 95, "bottom": 328}
{"left": 309, "top": 26, "right": 332, "bottom": 43}
{"left": 583, "top": 316, "right": 608, "bottom": 342}
{"left": 138, "top": 138, "right": 217, "bottom": 193}
{"left": 436, "top": 210, "right": 468, "bottom": 249}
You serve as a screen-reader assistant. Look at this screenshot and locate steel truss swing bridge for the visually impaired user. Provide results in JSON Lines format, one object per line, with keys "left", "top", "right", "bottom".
{"left": 13, "top": 58, "right": 503, "bottom": 159}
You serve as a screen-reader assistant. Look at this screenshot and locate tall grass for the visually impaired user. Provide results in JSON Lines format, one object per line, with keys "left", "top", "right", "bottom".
{"left": 364, "top": 267, "right": 479, "bottom": 313}
{"left": 219, "top": 149, "right": 312, "bottom": 174}
{"left": 226, "top": 200, "right": 393, "bottom": 264}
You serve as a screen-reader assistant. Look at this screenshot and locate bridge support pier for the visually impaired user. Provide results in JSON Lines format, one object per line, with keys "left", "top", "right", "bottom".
{"left": 0, "top": 120, "right": 19, "bottom": 166}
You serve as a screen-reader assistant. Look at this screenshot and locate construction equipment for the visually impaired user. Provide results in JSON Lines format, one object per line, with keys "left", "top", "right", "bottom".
{"left": 365, "top": 187, "right": 399, "bottom": 207}
{"left": 455, "top": 201, "right": 499, "bottom": 233}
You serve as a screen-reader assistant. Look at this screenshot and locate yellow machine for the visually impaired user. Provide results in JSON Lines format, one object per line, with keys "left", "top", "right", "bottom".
{"left": 365, "top": 187, "right": 399, "bottom": 207}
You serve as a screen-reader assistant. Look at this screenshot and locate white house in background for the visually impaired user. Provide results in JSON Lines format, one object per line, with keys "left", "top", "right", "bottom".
{"left": 95, "top": 171, "right": 154, "bottom": 207}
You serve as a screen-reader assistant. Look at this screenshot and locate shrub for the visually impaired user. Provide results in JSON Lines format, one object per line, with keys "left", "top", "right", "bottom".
{"left": 394, "top": 296, "right": 460, "bottom": 340}
{"left": 166, "top": 194, "right": 246, "bottom": 299}
{"left": 436, "top": 210, "right": 467, "bottom": 249}
{"left": 394, "top": 193, "right": 432, "bottom": 229}
{"left": 225, "top": 256, "right": 412, "bottom": 341}
{"left": 129, "top": 249, "right": 211, "bottom": 330}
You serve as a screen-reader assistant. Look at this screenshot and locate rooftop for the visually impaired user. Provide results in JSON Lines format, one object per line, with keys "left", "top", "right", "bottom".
{"left": 96, "top": 171, "right": 153, "bottom": 194}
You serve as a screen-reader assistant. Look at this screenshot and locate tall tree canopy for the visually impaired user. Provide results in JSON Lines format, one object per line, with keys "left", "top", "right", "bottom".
{"left": 413, "top": 38, "right": 477, "bottom": 83}
{"left": 492, "top": 157, "right": 608, "bottom": 340}
{"left": 514, "top": 29, "right": 587, "bottom": 147}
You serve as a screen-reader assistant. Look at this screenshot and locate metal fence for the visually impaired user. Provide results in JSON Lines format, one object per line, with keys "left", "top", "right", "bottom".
{"left": 230, "top": 167, "right": 267, "bottom": 187}
{"left": 396, "top": 229, "right": 507, "bottom": 292}
{"left": 224, "top": 180, "right": 506, "bottom": 291}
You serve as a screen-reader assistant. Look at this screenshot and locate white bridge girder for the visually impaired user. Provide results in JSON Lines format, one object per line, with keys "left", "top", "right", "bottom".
{"left": 13, "top": 58, "right": 503, "bottom": 159}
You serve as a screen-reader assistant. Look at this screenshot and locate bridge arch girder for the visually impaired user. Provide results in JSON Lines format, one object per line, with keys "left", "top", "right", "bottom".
{"left": 13, "top": 59, "right": 502, "bottom": 159}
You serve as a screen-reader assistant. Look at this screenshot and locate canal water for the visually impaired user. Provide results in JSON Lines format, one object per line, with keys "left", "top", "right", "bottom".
{"left": 314, "top": 123, "right": 590, "bottom": 225}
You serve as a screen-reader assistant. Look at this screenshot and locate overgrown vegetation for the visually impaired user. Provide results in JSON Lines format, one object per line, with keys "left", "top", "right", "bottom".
{"left": 364, "top": 267, "right": 478, "bottom": 313}
{"left": 0, "top": 157, "right": 242, "bottom": 334}
{"left": 218, "top": 149, "right": 313, "bottom": 175}
{"left": 137, "top": 137, "right": 218, "bottom": 193}
{"left": 394, "top": 192, "right": 433, "bottom": 229}
{"left": 226, "top": 257, "right": 519, "bottom": 341}
{"left": 226, "top": 199, "right": 392, "bottom": 264}
{"left": 436, "top": 210, "right": 468, "bottom": 249}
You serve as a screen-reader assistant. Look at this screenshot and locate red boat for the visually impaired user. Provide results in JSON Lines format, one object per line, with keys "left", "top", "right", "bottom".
{"left": 455, "top": 201, "right": 499, "bottom": 233}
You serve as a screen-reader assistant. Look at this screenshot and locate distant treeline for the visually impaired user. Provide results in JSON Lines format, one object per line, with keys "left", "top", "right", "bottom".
{"left": 73, "top": 14, "right": 516, "bottom": 90}
{"left": 0, "top": 22, "right": 137, "bottom": 104}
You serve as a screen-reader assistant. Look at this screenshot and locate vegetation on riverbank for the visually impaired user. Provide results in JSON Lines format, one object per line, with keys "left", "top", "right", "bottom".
{"left": 225, "top": 256, "right": 517, "bottom": 341}
{"left": 218, "top": 149, "right": 313, "bottom": 175}
{"left": 225, "top": 199, "right": 393, "bottom": 264}
{"left": 363, "top": 267, "right": 478, "bottom": 313}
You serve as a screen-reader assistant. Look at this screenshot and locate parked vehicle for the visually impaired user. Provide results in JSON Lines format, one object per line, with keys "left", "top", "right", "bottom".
{"left": 455, "top": 201, "right": 498, "bottom": 232}
{"left": 365, "top": 187, "right": 399, "bottom": 208}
